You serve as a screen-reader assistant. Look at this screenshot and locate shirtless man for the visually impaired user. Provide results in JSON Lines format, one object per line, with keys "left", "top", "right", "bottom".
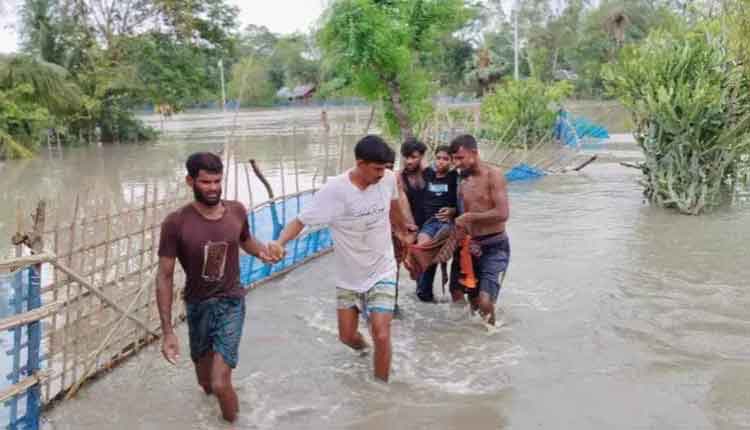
{"left": 448, "top": 135, "right": 510, "bottom": 325}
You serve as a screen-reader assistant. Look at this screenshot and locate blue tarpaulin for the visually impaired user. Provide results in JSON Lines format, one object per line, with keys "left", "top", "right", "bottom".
{"left": 240, "top": 191, "right": 332, "bottom": 286}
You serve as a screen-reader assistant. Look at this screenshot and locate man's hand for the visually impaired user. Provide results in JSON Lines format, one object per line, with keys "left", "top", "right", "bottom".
{"left": 395, "top": 230, "right": 416, "bottom": 248}
{"left": 455, "top": 213, "right": 474, "bottom": 232}
{"left": 267, "top": 241, "right": 286, "bottom": 261}
{"left": 258, "top": 249, "right": 277, "bottom": 265}
{"left": 436, "top": 207, "right": 456, "bottom": 222}
{"left": 162, "top": 333, "right": 180, "bottom": 365}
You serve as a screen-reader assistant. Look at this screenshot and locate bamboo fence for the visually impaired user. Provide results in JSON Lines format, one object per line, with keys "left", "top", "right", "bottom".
{"left": 0, "top": 104, "right": 595, "bottom": 427}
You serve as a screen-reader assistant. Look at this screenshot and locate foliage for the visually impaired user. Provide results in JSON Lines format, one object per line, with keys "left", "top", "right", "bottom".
{"left": 318, "top": 0, "right": 472, "bottom": 139}
{"left": 228, "top": 57, "right": 276, "bottom": 106}
{"left": 17, "top": 0, "right": 237, "bottom": 147}
{"left": 480, "top": 78, "right": 573, "bottom": 148}
{"left": 0, "top": 54, "right": 85, "bottom": 158}
{"left": 604, "top": 28, "right": 750, "bottom": 214}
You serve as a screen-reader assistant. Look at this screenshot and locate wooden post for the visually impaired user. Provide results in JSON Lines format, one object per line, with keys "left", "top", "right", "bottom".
{"left": 147, "top": 184, "right": 159, "bottom": 330}
{"left": 62, "top": 194, "right": 79, "bottom": 391}
{"left": 26, "top": 200, "right": 45, "bottom": 426}
{"left": 72, "top": 191, "right": 92, "bottom": 386}
{"left": 279, "top": 152, "right": 286, "bottom": 225}
{"left": 322, "top": 126, "right": 330, "bottom": 184}
{"left": 338, "top": 124, "right": 346, "bottom": 174}
{"left": 234, "top": 155, "right": 239, "bottom": 202}
{"left": 134, "top": 184, "right": 150, "bottom": 352}
{"left": 46, "top": 204, "right": 61, "bottom": 401}
{"left": 292, "top": 127, "right": 300, "bottom": 194}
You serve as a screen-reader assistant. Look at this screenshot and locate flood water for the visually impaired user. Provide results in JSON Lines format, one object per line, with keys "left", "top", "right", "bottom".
{"left": 2, "top": 106, "right": 749, "bottom": 429}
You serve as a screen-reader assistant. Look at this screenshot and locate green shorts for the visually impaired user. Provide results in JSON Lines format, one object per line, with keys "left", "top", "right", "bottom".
{"left": 337, "top": 278, "right": 397, "bottom": 319}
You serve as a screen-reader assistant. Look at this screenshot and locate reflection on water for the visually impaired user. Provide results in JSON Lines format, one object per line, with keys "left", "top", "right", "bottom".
{"left": 2, "top": 107, "right": 748, "bottom": 429}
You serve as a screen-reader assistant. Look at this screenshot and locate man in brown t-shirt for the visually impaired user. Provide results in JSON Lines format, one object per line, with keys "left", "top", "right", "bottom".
{"left": 156, "top": 152, "right": 275, "bottom": 423}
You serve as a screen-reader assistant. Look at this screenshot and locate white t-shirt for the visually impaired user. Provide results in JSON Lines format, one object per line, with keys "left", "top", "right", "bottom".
{"left": 298, "top": 169, "right": 399, "bottom": 292}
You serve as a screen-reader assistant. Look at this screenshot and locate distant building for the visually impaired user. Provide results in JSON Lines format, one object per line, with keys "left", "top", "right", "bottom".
{"left": 276, "top": 84, "right": 316, "bottom": 104}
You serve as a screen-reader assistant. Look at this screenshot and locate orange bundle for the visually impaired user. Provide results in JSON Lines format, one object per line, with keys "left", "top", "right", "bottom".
{"left": 458, "top": 235, "right": 477, "bottom": 289}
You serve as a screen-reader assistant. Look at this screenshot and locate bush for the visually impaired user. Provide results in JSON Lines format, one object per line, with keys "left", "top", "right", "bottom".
{"left": 480, "top": 78, "right": 573, "bottom": 148}
{"left": 604, "top": 29, "right": 750, "bottom": 215}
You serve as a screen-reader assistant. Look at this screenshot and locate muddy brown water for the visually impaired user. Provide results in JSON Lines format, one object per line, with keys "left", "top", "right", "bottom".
{"left": 2, "top": 107, "right": 749, "bottom": 429}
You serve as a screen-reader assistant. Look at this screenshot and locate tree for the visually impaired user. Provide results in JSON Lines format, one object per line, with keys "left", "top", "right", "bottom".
{"left": 18, "top": 0, "right": 239, "bottom": 144}
{"left": 604, "top": 27, "right": 750, "bottom": 215}
{"left": 0, "top": 54, "right": 83, "bottom": 158}
{"left": 228, "top": 57, "right": 275, "bottom": 106}
{"left": 481, "top": 78, "right": 572, "bottom": 148}
{"left": 319, "top": 0, "right": 472, "bottom": 139}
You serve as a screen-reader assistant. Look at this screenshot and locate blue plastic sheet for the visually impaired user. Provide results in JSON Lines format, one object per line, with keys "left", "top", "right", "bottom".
{"left": 240, "top": 191, "right": 333, "bottom": 286}
{"left": 0, "top": 265, "right": 42, "bottom": 430}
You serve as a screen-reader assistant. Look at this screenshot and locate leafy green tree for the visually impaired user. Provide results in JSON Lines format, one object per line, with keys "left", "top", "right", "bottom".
{"left": 318, "top": 0, "right": 472, "bottom": 139}
{"left": 604, "top": 27, "right": 750, "bottom": 214}
{"left": 228, "top": 57, "right": 276, "bottom": 106}
{"left": 481, "top": 78, "right": 572, "bottom": 148}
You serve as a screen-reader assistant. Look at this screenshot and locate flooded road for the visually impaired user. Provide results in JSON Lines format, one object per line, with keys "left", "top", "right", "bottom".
{"left": 36, "top": 109, "right": 750, "bottom": 429}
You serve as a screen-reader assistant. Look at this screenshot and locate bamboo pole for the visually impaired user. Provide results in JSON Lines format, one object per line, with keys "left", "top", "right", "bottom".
{"left": 97, "top": 201, "right": 113, "bottom": 358}
{"left": 338, "top": 124, "right": 346, "bottom": 174}
{"left": 0, "top": 371, "right": 50, "bottom": 404}
{"left": 322, "top": 126, "right": 330, "bottom": 184}
{"left": 0, "top": 253, "right": 54, "bottom": 272}
{"left": 279, "top": 155, "right": 286, "bottom": 225}
{"left": 61, "top": 194, "right": 79, "bottom": 391}
{"left": 72, "top": 190, "right": 93, "bottom": 387}
{"left": 0, "top": 302, "right": 63, "bottom": 332}
{"left": 243, "top": 162, "right": 255, "bottom": 209}
{"left": 134, "top": 184, "right": 150, "bottom": 353}
{"left": 233, "top": 154, "right": 239, "bottom": 202}
{"left": 147, "top": 183, "right": 159, "bottom": 328}
{"left": 293, "top": 129, "right": 300, "bottom": 195}
{"left": 64, "top": 277, "right": 150, "bottom": 400}
{"left": 49, "top": 261, "right": 157, "bottom": 336}
{"left": 365, "top": 105, "right": 376, "bottom": 134}
{"left": 222, "top": 146, "right": 230, "bottom": 194}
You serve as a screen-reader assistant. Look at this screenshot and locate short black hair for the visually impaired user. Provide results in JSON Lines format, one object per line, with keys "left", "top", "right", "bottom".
{"left": 449, "top": 134, "right": 478, "bottom": 154}
{"left": 435, "top": 145, "right": 451, "bottom": 156}
{"left": 354, "top": 135, "right": 393, "bottom": 164}
{"left": 186, "top": 152, "right": 223, "bottom": 178}
{"left": 400, "top": 138, "right": 427, "bottom": 157}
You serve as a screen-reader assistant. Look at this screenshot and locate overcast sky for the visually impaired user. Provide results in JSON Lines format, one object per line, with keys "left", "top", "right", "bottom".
{"left": 0, "top": 1, "right": 526, "bottom": 54}
{"left": 0, "top": 0, "right": 328, "bottom": 53}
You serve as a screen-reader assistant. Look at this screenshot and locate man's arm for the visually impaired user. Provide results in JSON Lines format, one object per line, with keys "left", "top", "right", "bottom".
{"left": 390, "top": 191, "right": 417, "bottom": 244}
{"left": 156, "top": 256, "right": 179, "bottom": 364}
{"left": 267, "top": 218, "right": 305, "bottom": 259}
{"left": 240, "top": 236, "right": 271, "bottom": 261}
{"left": 395, "top": 174, "right": 416, "bottom": 228}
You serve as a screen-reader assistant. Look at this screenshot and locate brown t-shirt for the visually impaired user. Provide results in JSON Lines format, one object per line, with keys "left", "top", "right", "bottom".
{"left": 158, "top": 200, "right": 250, "bottom": 303}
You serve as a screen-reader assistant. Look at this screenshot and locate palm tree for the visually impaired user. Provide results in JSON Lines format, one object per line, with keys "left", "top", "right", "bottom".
{"left": 0, "top": 54, "right": 83, "bottom": 159}
{"left": 0, "top": 54, "right": 82, "bottom": 115}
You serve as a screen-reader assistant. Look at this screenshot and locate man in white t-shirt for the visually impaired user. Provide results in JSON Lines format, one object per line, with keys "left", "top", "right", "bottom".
{"left": 268, "top": 135, "right": 415, "bottom": 382}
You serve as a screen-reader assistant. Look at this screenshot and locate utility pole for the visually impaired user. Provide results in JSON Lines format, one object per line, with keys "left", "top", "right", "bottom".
{"left": 219, "top": 59, "right": 227, "bottom": 112}
{"left": 513, "top": 0, "right": 519, "bottom": 80}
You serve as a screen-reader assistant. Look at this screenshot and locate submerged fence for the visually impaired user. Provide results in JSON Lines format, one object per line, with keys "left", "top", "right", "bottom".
{"left": 0, "top": 105, "right": 609, "bottom": 429}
